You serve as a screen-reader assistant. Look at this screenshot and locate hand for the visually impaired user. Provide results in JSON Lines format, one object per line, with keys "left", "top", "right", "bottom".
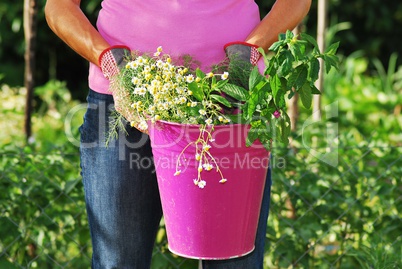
{"left": 224, "top": 42, "right": 261, "bottom": 89}
{"left": 99, "top": 45, "right": 131, "bottom": 79}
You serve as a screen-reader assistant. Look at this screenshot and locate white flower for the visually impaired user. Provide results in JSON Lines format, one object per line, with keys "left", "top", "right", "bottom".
{"left": 195, "top": 153, "right": 201, "bottom": 161}
{"left": 205, "top": 118, "right": 213, "bottom": 125}
{"left": 174, "top": 170, "right": 181, "bottom": 176}
{"left": 134, "top": 87, "right": 147, "bottom": 96}
{"left": 136, "top": 56, "right": 145, "bottom": 65}
{"left": 199, "top": 109, "right": 207, "bottom": 116}
{"left": 143, "top": 66, "right": 151, "bottom": 73}
{"left": 186, "top": 74, "right": 195, "bottom": 83}
{"left": 163, "top": 83, "right": 172, "bottom": 91}
{"left": 203, "top": 163, "right": 213, "bottom": 171}
{"left": 206, "top": 72, "right": 214, "bottom": 78}
{"left": 137, "top": 120, "right": 148, "bottom": 130}
{"left": 198, "top": 180, "right": 206, "bottom": 189}
{"left": 131, "top": 77, "right": 140, "bottom": 85}
{"left": 190, "top": 102, "right": 197, "bottom": 107}
{"left": 148, "top": 105, "right": 155, "bottom": 113}
{"left": 156, "top": 60, "right": 164, "bottom": 68}
{"left": 127, "top": 61, "right": 139, "bottom": 69}
{"left": 179, "top": 97, "right": 187, "bottom": 104}
{"left": 219, "top": 178, "right": 227, "bottom": 184}
{"left": 221, "top": 72, "right": 229, "bottom": 80}
{"left": 203, "top": 144, "right": 211, "bottom": 151}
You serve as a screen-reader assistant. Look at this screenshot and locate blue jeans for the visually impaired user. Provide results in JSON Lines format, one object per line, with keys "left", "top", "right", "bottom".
{"left": 79, "top": 89, "right": 272, "bottom": 269}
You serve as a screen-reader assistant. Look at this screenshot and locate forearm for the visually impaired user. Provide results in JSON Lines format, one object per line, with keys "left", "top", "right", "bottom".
{"left": 45, "top": 0, "right": 110, "bottom": 66}
{"left": 246, "top": 0, "right": 312, "bottom": 50}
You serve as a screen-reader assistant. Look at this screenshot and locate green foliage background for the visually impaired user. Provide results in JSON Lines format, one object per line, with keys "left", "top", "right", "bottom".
{"left": 1, "top": 0, "right": 401, "bottom": 268}
{"left": 1, "top": 0, "right": 402, "bottom": 97}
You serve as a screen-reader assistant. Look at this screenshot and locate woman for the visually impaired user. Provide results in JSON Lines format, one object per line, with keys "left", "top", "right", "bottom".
{"left": 45, "top": 0, "right": 311, "bottom": 268}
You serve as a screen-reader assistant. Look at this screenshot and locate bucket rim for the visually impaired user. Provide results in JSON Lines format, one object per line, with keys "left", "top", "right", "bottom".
{"left": 150, "top": 120, "right": 250, "bottom": 129}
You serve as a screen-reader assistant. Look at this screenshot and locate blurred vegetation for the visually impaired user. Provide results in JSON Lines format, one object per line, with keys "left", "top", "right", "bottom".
{"left": 1, "top": 0, "right": 402, "bottom": 99}
{"left": 1, "top": 49, "right": 401, "bottom": 268}
{"left": 1, "top": 0, "right": 401, "bottom": 268}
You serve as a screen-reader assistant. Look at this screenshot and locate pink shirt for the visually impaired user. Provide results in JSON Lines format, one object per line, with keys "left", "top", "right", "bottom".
{"left": 89, "top": 0, "right": 261, "bottom": 94}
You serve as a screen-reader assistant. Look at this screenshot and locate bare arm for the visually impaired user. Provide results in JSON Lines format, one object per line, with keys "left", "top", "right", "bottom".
{"left": 246, "top": 0, "right": 312, "bottom": 50}
{"left": 44, "top": 0, "right": 110, "bottom": 66}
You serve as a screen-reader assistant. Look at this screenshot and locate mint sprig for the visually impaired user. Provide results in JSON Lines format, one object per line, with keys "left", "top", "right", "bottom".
{"left": 221, "top": 30, "right": 339, "bottom": 150}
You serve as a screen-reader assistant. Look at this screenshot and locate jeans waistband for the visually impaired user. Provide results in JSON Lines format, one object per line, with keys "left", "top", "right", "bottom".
{"left": 87, "top": 89, "right": 114, "bottom": 104}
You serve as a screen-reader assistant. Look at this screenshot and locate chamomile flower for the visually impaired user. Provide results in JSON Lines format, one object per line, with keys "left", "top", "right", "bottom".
{"left": 137, "top": 120, "right": 148, "bottom": 130}
{"left": 221, "top": 72, "right": 229, "bottom": 80}
{"left": 219, "top": 178, "right": 227, "bottom": 184}
{"left": 174, "top": 170, "right": 181, "bottom": 176}
{"left": 205, "top": 118, "right": 213, "bottom": 125}
{"left": 186, "top": 74, "right": 195, "bottom": 83}
{"left": 203, "top": 163, "right": 213, "bottom": 171}
{"left": 131, "top": 77, "right": 140, "bottom": 85}
{"left": 197, "top": 180, "right": 206, "bottom": 189}
{"left": 134, "top": 87, "right": 147, "bottom": 96}
{"left": 203, "top": 144, "right": 211, "bottom": 151}
{"left": 199, "top": 109, "right": 207, "bottom": 116}
{"left": 178, "top": 97, "right": 187, "bottom": 104}
{"left": 156, "top": 60, "right": 164, "bottom": 69}
{"left": 127, "top": 61, "right": 139, "bottom": 69}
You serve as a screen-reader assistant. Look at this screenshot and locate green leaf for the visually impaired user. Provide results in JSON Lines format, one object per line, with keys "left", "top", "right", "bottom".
{"left": 285, "top": 29, "right": 294, "bottom": 40}
{"left": 215, "top": 79, "right": 228, "bottom": 89}
{"left": 249, "top": 66, "right": 264, "bottom": 90}
{"left": 221, "top": 83, "right": 248, "bottom": 101}
{"left": 325, "top": 41, "right": 340, "bottom": 55}
{"left": 289, "top": 43, "right": 303, "bottom": 60}
{"left": 323, "top": 54, "right": 339, "bottom": 73}
{"left": 275, "top": 89, "right": 286, "bottom": 108}
{"left": 188, "top": 82, "right": 204, "bottom": 101}
{"left": 280, "top": 112, "right": 291, "bottom": 144}
{"left": 288, "top": 65, "right": 308, "bottom": 89}
{"left": 268, "top": 40, "right": 285, "bottom": 52}
{"left": 309, "top": 58, "right": 320, "bottom": 82}
{"left": 270, "top": 74, "right": 281, "bottom": 105}
{"left": 311, "top": 85, "right": 321, "bottom": 95}
{"left": 277, "top": 50, "right": 293, "bottom": 77}
{"left": 246, "top": 127, "right": 259, "bottom": 147}
{"left": 246, "top": 87, "right": 264, "bottom": 118}
{"left": 195, "top": 68, "right": 205, "bottom": 79}
{"left": 300, "top": 33, "right": 319, "bottom": 50}
{"left": 210, "top": 94, "right": 232, "bottom": 108}
{"left": 298, "top": 83, "right": 313, "bottom": 109}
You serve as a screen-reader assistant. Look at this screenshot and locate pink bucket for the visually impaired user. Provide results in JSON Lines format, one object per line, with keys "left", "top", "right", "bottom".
{"left": 148, "top": 120, "right": 270, "bottom": 260}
